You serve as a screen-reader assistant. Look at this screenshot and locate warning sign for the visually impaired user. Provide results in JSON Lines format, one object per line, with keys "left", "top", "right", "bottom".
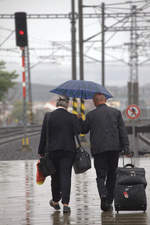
{"left": 126, "top": 104, "right": 140, "bottom": 119}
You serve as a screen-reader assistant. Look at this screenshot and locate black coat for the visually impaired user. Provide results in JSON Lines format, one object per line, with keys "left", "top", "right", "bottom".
{"left": 81, "top": 104, "right": 129, "bottom": 155}
{"left": 38, "top": 108, "right": 81, "bottom": 155}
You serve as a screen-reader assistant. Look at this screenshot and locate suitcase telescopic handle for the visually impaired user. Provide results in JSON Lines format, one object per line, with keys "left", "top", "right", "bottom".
{"left": 124, "top": 163, "right": 134, "bottom": 168}
{"left": 122, "top": 152, "right": 134, "bottom": 167}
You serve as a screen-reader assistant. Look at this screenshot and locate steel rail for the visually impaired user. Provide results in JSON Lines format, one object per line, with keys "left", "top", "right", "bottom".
{"left": 0, "top": 125, "right": 41, "bottom": 137}
{"left": 0, "top": 128, "right": 41, "bottom": 139}
{"left": 0, "top": 130, "right": 40, "bottom": 145}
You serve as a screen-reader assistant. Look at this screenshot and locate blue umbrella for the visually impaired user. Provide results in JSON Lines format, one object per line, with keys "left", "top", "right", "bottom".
{"left": 50, "top": 80, "right": 113, "bottom": 99}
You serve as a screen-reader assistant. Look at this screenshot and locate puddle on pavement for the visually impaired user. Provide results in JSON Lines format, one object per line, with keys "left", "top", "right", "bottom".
{"left": 0, "top": 158, "right": 150, "bottom": 225}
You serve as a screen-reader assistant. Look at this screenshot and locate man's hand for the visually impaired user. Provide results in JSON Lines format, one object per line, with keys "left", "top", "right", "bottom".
{"left": 39, "top": 154, "right": 45, "bottom": 158}
{"left": 123, "top": 147, "right": 133, "bottom": 157}
{"left": 76, "top": 113, "right": 82, "bottom": 119}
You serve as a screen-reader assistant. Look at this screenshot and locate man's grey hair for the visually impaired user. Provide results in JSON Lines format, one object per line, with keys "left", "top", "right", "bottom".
{"left": 56, "top": 95, "right": 70, "bottom": 108}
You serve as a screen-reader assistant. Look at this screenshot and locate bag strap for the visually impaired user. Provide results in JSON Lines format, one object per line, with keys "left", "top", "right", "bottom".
{"left": 75, "top": 135, "right": 81, "bottom": 148}
{"left": 45, "top": 112, "right": 51, "bottom": 153}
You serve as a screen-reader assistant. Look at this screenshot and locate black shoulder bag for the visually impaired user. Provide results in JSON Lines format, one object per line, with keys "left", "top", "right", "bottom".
{"left": 38, "top": 112, "right": 56, "bottom": 177}
{"left": 73, "top": 135, "right": 91, "bottom": 174}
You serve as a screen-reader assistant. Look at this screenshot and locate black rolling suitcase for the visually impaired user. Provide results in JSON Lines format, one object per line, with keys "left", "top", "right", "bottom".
{"left": 114, "top": 157, "right": 147, "bottom": 213}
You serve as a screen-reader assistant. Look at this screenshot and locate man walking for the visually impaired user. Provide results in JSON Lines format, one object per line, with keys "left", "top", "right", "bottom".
{"left": 38, "top": 95, "right": 81, "bottom": 213}
{"left": 81, "top": 93, "right": 129, "bottom": 211}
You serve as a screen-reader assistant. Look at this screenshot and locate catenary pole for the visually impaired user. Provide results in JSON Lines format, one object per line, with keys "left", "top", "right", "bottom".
{"left": 78, "top": 0, "right": 84, "bottom": 81}
{"left": 21, "top": 47, "right": 28, "bottom": 148}
{"left": 26, "top": 45, "right": 33, "bottom": 124}
{"left": 71, "top": 0, "right": 78, "bottom": 115}
{"left": 71, "top": 0, "right": 77, "bottom": 80}
{"left": 101, "top": 2, "right": 105, "bottom": 86}
{"left": 78, "top": 0, "right": 86, "bottom": 140}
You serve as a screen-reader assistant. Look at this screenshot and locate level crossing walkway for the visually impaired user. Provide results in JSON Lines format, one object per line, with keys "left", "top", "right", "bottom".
{"left": 0, "top": 157, "right": 150, "bottom": 225}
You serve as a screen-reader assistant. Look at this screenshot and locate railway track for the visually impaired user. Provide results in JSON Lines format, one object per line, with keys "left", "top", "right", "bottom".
{"left": 0, "top": 125, "right": 150, "bottom": 155}
{"left": 0, "top": 125, "right": 41, "bottom": 145}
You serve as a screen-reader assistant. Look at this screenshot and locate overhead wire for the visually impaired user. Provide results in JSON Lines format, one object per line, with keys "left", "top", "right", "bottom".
{"left": 106, "top": 7, "right": 130, "bottom": 11}
{"left": 105, "top": 52, "right": 129, "bottom": 65}
{"left": 84, "top": 10, "right": 132, "bottom": 42}
{"left": 137, "top": 2, "right": 150, "bottom": 11}
{"left": 93, "top": 6, "right": 130, "bottom": 45}
{"left": 1, "top": 1, "right": 150, "bottom": 67}
{"left": 106, "top": 1, "right": 145, "bottom": 6}
{"left": 132, "top": 1, "right": 150, "bottom": 65}
{"left": 0, "top": 26, "right": 13, "bottom": 32}
{"left": 92, "top": 1, "right": 150, "bottom": 66}
{"left": 0, "top": 30, "right": 14, "bottom": 47}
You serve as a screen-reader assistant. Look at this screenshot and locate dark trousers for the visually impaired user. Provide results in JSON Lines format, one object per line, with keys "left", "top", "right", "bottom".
{"left": 50, "top": 151, "right": 75, "bottom": 204}
{"left": 93, "top": 151, "right": 119, "bottom": 203}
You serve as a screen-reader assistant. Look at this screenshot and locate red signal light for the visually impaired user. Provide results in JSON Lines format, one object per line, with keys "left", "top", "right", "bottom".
{"left": 19, "top": 30, "right": 24, "bottom": 35}
{"left": 15, "top": 12, "right": 28, "bottom": 47}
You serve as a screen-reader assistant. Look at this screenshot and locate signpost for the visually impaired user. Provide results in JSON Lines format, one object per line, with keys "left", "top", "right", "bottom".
{"left": 126, "top": 104, "right": 141, "bottom": 156}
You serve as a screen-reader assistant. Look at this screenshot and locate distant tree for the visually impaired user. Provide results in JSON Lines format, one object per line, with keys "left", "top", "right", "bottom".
{"left": 10, "top": 100, "right": 36, "bottom": 124}
{"left": 0, "top": 61, "right": 19, "bottom": 101}
{"left": 10, "top": 100, "right": 24, "bottom": 122}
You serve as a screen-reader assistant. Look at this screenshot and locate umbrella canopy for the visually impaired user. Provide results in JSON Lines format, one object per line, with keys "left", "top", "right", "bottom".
{"left": 50, "top": 80, "right": 113, "bottom": 99}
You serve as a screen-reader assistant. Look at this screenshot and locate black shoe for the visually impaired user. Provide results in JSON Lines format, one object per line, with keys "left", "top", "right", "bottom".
{"left": 106, "top": 203, "right": 113, "bottom": 211}
{"left": 101, "top": 198, "right": 107, "bottom": 211}
{"left": 63, "top": 206, "right": 71, "bottom": 213}
{"left": 101, "top": 198, "right": 113, "bottom": 212}
{"left": 49, "top": 200, "right": 60, "bottom": 210}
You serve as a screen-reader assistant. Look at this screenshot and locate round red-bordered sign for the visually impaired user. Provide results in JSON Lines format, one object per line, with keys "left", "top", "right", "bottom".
{"left": 126, "top": 104, "right": 141, "bottom": 119}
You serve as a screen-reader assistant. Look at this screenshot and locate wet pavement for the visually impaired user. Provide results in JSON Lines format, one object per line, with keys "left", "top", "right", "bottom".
{"left": 0, "top": 157, "right": 150, "bottom": 225}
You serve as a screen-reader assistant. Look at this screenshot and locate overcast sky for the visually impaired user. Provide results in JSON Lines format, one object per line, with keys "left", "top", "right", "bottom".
{"left": 0, "top": 0, "right": 150, "bottom": 87}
